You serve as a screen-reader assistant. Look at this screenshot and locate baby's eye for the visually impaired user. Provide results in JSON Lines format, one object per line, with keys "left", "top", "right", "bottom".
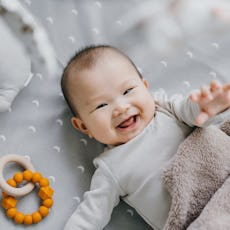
{"left": 96, "top": 103, "right": 108, "bottom": 110}
{"left": 123, "top": 88, "right": 134, "bottom": 95}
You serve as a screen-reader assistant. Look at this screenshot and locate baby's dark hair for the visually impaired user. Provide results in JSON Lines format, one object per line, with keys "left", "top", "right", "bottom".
{"left": 61, "top": 44, "right": 143, "bottom": 116}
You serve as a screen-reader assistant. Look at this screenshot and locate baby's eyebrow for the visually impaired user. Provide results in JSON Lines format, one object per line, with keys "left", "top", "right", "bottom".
{"left": 123, "top": 79, "right": 140, "bottom": 88}
{"left": 85, "top": 95, "right": 106, "bottom": 106}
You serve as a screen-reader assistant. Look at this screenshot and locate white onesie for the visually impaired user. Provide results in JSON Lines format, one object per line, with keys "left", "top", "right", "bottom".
{"left": 64, "top": 92, "right": 229, "bottom": 230}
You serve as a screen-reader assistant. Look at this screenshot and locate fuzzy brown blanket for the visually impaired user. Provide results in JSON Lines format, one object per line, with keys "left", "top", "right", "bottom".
{"left": 162, "top": 120, "right": 230, "bottom": 230}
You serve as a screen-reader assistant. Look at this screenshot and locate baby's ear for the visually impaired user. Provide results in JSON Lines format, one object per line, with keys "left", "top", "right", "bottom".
{"left": 71, "top": 117, "right": 92, "bottom": 138}
{"left": 143, "top": 79, "right": 149, "bottom": 89}
{"left": 71, "top": 117, "right": 88, "bottom": 133}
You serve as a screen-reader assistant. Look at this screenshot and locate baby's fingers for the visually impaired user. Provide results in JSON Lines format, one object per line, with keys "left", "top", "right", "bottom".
{"left": 189, "top": 91, "right": 200, "bottom": 102}
{"left": 223, "top": 82, "right": 230, "bottom": 106}
{"left": 210, "top": 80, "right": 222, "bottom": 93}
{"left": 189, "top": 85, "right": 213, "bottom": 105}
{"left": 200, "top": 85, "right": 213, "bottom": 100}
{"left": 223, "top": 82, "right": 230, "bottom": 92}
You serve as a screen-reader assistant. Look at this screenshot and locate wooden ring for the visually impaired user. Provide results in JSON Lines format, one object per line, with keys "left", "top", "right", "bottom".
{"left": 0, "top": 154, "right": 35, "bottom": 197}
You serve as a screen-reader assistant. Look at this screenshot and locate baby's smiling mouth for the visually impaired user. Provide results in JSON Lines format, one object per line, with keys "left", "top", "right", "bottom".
{"left": 117, "top": 115, "right": 138, "bottom": 129}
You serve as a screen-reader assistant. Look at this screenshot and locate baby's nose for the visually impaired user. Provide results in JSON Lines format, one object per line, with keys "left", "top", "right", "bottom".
{"left": 112, "top": 100, "right": 130, "bottom": 117}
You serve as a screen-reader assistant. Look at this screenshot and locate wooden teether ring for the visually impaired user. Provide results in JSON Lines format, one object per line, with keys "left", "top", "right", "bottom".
{"left": 2, "top": 170, "right": 54, "bottom": 225}
{"left": 0, "top": 154, "right": 35, "bottom": 197}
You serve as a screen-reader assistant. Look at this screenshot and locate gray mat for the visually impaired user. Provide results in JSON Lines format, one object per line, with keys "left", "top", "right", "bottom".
{"left": 0, "top": 1, "right": 230, "bottom": 229}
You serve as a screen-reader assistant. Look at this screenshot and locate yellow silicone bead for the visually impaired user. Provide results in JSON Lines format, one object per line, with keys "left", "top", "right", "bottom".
{"left": 39, "top": 178, "right": 49, "bottom": 187}
{"left": 2, "top": 196, "right": 17, "bottom": 209}
{"left": 32, "top": 212, "right": 42, "bottom": 223}
{"left": 42, "top": 198, "right": 53, "bottom": 208}
{"left": 6, "top": 207, "right": 17, "bottom": 218}
{"left": 13, "top": 172, "right": 23, "bottom": 183}
{"left": 39, "top": 206, "right": 49, "bottom": 217}
{"left": 14, "top": 212, "right": 24, "bottom": 224}
{"left": 23, "top": 215, "right": 33, "bottom": 225}
{"left": 38, "top": 186, "right": 54, "bottom": 200}
{"left": 2, "top": 192, "right": 8, "bottom": 198}
{"left": 7, "top": 178, "right": 16, "bottom": 187}
{"left": 23, "top": 170, "right": 33, "bottom": 181}
{"left": 32, "top": 172, "right": 42, "bottom": 183}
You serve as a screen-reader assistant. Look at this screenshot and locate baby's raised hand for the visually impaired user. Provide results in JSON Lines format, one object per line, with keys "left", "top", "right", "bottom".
{"left": 189, "top": 80, "right": 230, "bottom": 126}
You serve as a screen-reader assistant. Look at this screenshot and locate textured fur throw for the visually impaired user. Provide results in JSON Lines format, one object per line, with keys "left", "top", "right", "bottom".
{"left": 163, "top": 120, "right": 230, "bottom": 230}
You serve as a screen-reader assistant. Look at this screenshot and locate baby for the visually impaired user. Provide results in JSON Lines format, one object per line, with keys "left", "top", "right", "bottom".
{"left": 61, "top": 45, "right": 230, "bottom": 230}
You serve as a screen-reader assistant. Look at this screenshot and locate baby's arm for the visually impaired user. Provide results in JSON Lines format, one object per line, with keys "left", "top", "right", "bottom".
{"left": 64, "top": 168, "right": 121, "bottom": 230}
{"left": 189, "top": 80, "right": 230, "bottom": 126}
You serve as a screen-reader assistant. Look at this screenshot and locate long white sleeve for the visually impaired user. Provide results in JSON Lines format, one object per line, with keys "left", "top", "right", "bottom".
{"left": 64, "top": 168, "right": 121, "bottom": 230}
{"left": 154, "top": 92, "right": 230, "bottom": 127}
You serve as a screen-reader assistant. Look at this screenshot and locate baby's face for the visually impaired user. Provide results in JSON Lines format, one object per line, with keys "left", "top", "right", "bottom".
{"left": 70, "top": 54, "right": 155, "bottom": 145}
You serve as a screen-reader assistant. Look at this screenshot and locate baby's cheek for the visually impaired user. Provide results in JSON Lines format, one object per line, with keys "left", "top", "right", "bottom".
{"left": 91, "top": 117, "right": 108, "bottom": 134}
